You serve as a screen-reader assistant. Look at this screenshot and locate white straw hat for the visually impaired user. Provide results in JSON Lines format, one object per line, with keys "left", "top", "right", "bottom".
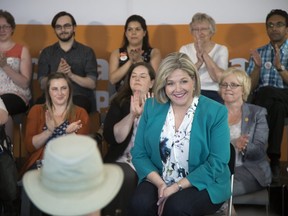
{"left": 23, "top": 134, "right": 123, "bottom": 216}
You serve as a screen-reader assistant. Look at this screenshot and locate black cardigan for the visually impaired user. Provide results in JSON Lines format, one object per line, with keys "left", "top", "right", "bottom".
{"left": 103, "top": 99, "right": 133, "bottom": 163}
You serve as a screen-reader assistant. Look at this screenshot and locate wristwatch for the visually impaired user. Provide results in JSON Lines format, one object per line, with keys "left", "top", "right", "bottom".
{"left": 177, "top": 182, "right": 183, "bottom": 191}
{"left": 276, "top": 65, "right": 285, "bottom": 72}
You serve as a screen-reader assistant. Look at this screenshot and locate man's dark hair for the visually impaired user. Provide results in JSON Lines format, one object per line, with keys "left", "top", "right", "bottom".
{"left": 51, "top": 11, "right": 77, "bottom": 28}
{"left": 266, "top": 9, "right": 288, "bottom": 27}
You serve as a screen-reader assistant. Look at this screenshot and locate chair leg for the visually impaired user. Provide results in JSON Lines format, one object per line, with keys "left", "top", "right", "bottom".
{"left": 286, "top": 122, "right": 288, "bottom": 161}
{"left": 228, "top": 175, "right": 234, "bottom": 216}
{"left": 266, "top": 186, "right": 270, "bottom": 216}
{"left": 18, "top": 123, "right": 22, "bottom": 158}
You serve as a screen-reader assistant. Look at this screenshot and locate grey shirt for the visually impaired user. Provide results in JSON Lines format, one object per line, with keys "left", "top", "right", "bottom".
{"left": 37, "top": 41, "right": 98, "bottom": 112}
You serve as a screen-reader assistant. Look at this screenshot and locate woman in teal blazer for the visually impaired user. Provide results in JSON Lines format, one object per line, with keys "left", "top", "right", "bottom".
{"left": 129, "top": 52, "right": 231, "bottom": 216}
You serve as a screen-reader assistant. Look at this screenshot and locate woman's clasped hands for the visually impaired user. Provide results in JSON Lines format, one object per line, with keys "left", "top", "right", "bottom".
{"left": 236, "top": 134, "right": 249, "bottom": 154}
{"left": 157, "top": 183, "right": 179, "bottom": 216}
{"left": 45, "top": 110, "right": 82, "bottom": 134}
{"left": 129, "top": 48, "right": 144, "bottom": 64}
{"left": 66, "top": 120, "right": 82, "bottom": 134}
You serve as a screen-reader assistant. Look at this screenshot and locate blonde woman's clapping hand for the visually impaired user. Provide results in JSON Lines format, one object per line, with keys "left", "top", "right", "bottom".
{"left": 66, "top": 120, "right": 82, "bottom": 134}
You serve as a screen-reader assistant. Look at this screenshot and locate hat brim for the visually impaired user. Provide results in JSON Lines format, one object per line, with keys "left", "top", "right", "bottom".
{"left": 23, "top": 164, "right": 123, "bottom": 216}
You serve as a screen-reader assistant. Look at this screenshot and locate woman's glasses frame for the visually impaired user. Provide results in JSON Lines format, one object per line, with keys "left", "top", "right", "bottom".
{"left": 219, "top": 83, "right": 243, "bottom": 89}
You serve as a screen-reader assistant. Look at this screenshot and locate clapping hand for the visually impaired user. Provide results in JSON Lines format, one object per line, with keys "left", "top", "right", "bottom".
{"left": 273, "top": 44, "right": 282, "bottom": 70}
{"left": 66, "top": 120, "right": 82, "bottom": 134}
{"left": 194, "top": 36, "right": 204, "bottom": 68}
{"left": 57, "top": 58, "right": 72, "bottom": 76}
{"left": 250, "top": 49, "right": 262, "bottom": 68}
{"left": 0, "top": 52, "right": 7, "bottom": 68}
{"left": 236, "top": 134, "right": 249, "bottom": 154}
{"left": 45, "top": 110, "right": 56, "bottom": 133}
{"left": 131, "top": 91, "right": 153, "bottom": 118}
{"left": 129, "top": 48, "right": 144, "bottom": 63}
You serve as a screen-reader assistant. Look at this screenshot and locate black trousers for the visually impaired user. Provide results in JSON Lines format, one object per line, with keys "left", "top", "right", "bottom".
{"left": 102, "top": 162, "right": 138, "bottom": 216}
{"left": 127, "top": 181, "right": 223, "bottom": 216}
{"left": 252, "top": 86, "right": 288, "bottom": 162}
{"left": 1, "top": 94, "right": 28, "bottom": 115}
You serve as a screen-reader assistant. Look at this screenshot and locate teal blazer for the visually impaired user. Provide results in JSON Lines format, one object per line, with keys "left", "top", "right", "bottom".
{"left": 132, "top": 95, "right": 231, "bottom": 204}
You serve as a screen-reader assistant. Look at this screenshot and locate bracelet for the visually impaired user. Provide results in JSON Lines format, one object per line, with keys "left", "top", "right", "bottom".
{"left": 176, "top": 182, "right": 183, "bottom": 191}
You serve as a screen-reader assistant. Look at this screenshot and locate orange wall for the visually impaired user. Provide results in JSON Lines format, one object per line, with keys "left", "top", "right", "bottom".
{"left": 13, "top": 23, "right": 270, "bottom": 113}
{"left": 14, "top": 23, "right": 269, "bottom": 60}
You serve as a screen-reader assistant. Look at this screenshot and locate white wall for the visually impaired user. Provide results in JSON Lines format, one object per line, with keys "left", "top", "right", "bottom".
{"left": 1, "top": 0, "right": 288, "bottom": 25}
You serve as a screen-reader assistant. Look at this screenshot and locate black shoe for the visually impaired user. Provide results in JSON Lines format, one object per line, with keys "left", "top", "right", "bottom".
{"left": 271, "top": 163, "right": 280, "bottom": 183}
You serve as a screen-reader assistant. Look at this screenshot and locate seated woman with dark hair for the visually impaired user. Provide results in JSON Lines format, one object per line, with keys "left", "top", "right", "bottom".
{"left": 103, "top": 62, "right": 156, "bottom": 216}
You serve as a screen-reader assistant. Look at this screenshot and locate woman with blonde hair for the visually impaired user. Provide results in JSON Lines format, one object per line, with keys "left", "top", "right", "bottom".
{"left": 21, "top": 73, "right": 90, "bottom": 174}
{"left": 219, "top": 67, "right": 271, "bottom": 197}
{"left": 128, "top": 52, "right": 230, "bottom": 216}
{"left": 180, "top": 12, "right": 228, "bottom": 103}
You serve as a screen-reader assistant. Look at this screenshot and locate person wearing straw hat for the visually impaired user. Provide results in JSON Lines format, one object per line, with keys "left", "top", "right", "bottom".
{"left": 23, "top": 134, "right": 124, "bottom": 216}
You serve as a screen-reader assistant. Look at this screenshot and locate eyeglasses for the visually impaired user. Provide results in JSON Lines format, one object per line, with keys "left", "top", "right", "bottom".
{"left": 191, "top": 27, "right": 210, "bottom": 33}
{"left": 266, "top": 22, "right": 286, "bottom": 29}
{"left": 0, "top": 25, "right": 11, "bottom": 31}
{"left": 219, "top": 83, "right": 242, "bottom": 89}
{"left": 54, "top": 23, "right": 73, "bottom": 31}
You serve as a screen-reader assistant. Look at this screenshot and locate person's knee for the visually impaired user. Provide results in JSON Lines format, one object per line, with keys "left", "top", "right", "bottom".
{"left": 161, "top": 196, "right": 186, "bottom": 216}
{"left": 128, "top": 195, "right": 156, "bottom": 216}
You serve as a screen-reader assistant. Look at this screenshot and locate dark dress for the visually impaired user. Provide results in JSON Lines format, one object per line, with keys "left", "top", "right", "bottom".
{"left": 115, "top": 47, "right": 152, "bottom": 91}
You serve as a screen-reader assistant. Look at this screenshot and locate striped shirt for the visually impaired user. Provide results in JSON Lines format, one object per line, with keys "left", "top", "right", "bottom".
{"left": 247, "top": 39, "right": 288, "bottom": 90}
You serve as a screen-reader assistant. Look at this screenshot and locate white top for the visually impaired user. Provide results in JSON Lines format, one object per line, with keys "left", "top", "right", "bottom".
{"left": 116, "top": 116, "right": 141, "bottom": 170}
{"left": 0, "top": 98, "right": 7, "bottom": 113}
{"left": 0, "top": 57, "right": 31, "bottom": 104}
{"left": 161, "top": 97, "right": 199, "bottom": 185}
{"left": 179, "top": 43, "right": 228, "bottom": 91}
{"left": 230, "top": 120, "right": 243, "bottom": 167}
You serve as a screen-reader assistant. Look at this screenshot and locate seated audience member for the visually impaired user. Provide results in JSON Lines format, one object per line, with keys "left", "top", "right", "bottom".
{"left": 20, "top": 73, "right": 90, "bottom": 175}
{"left": 37, "top": 11, "right": 98, "bottom": 113}
{"left": 0, "top": 9, "right": 32, "bottom": 142}
{"left": 23, "top": 134, "right": 124, "bottom": 216}
{"left": 219, "top": 68, "right": 272, "bottom": 197}
{"left": 179, "top": 12, "right": 228, "bottom": 103}
{"left": 246, "top": 9, "right": 288, "bottom": 182}
{"left": 128, "top": 52, "right": 230, "bottom": 216}
{"left": 102, "top": 62, "right": 155, "bottom": 216}
{"left": 109, "top": 14, "right": 161, "bottom": 92}
{"left": 0, "top": 98, "right": 8, "bottom": 125}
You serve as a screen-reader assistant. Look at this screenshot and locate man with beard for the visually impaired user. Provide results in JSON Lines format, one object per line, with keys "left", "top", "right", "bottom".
{"left": 37, "top": 11, "right": 98, "bottom": 113}
{"left": 247, "top": 9, "right": 288, "bottom": 182}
